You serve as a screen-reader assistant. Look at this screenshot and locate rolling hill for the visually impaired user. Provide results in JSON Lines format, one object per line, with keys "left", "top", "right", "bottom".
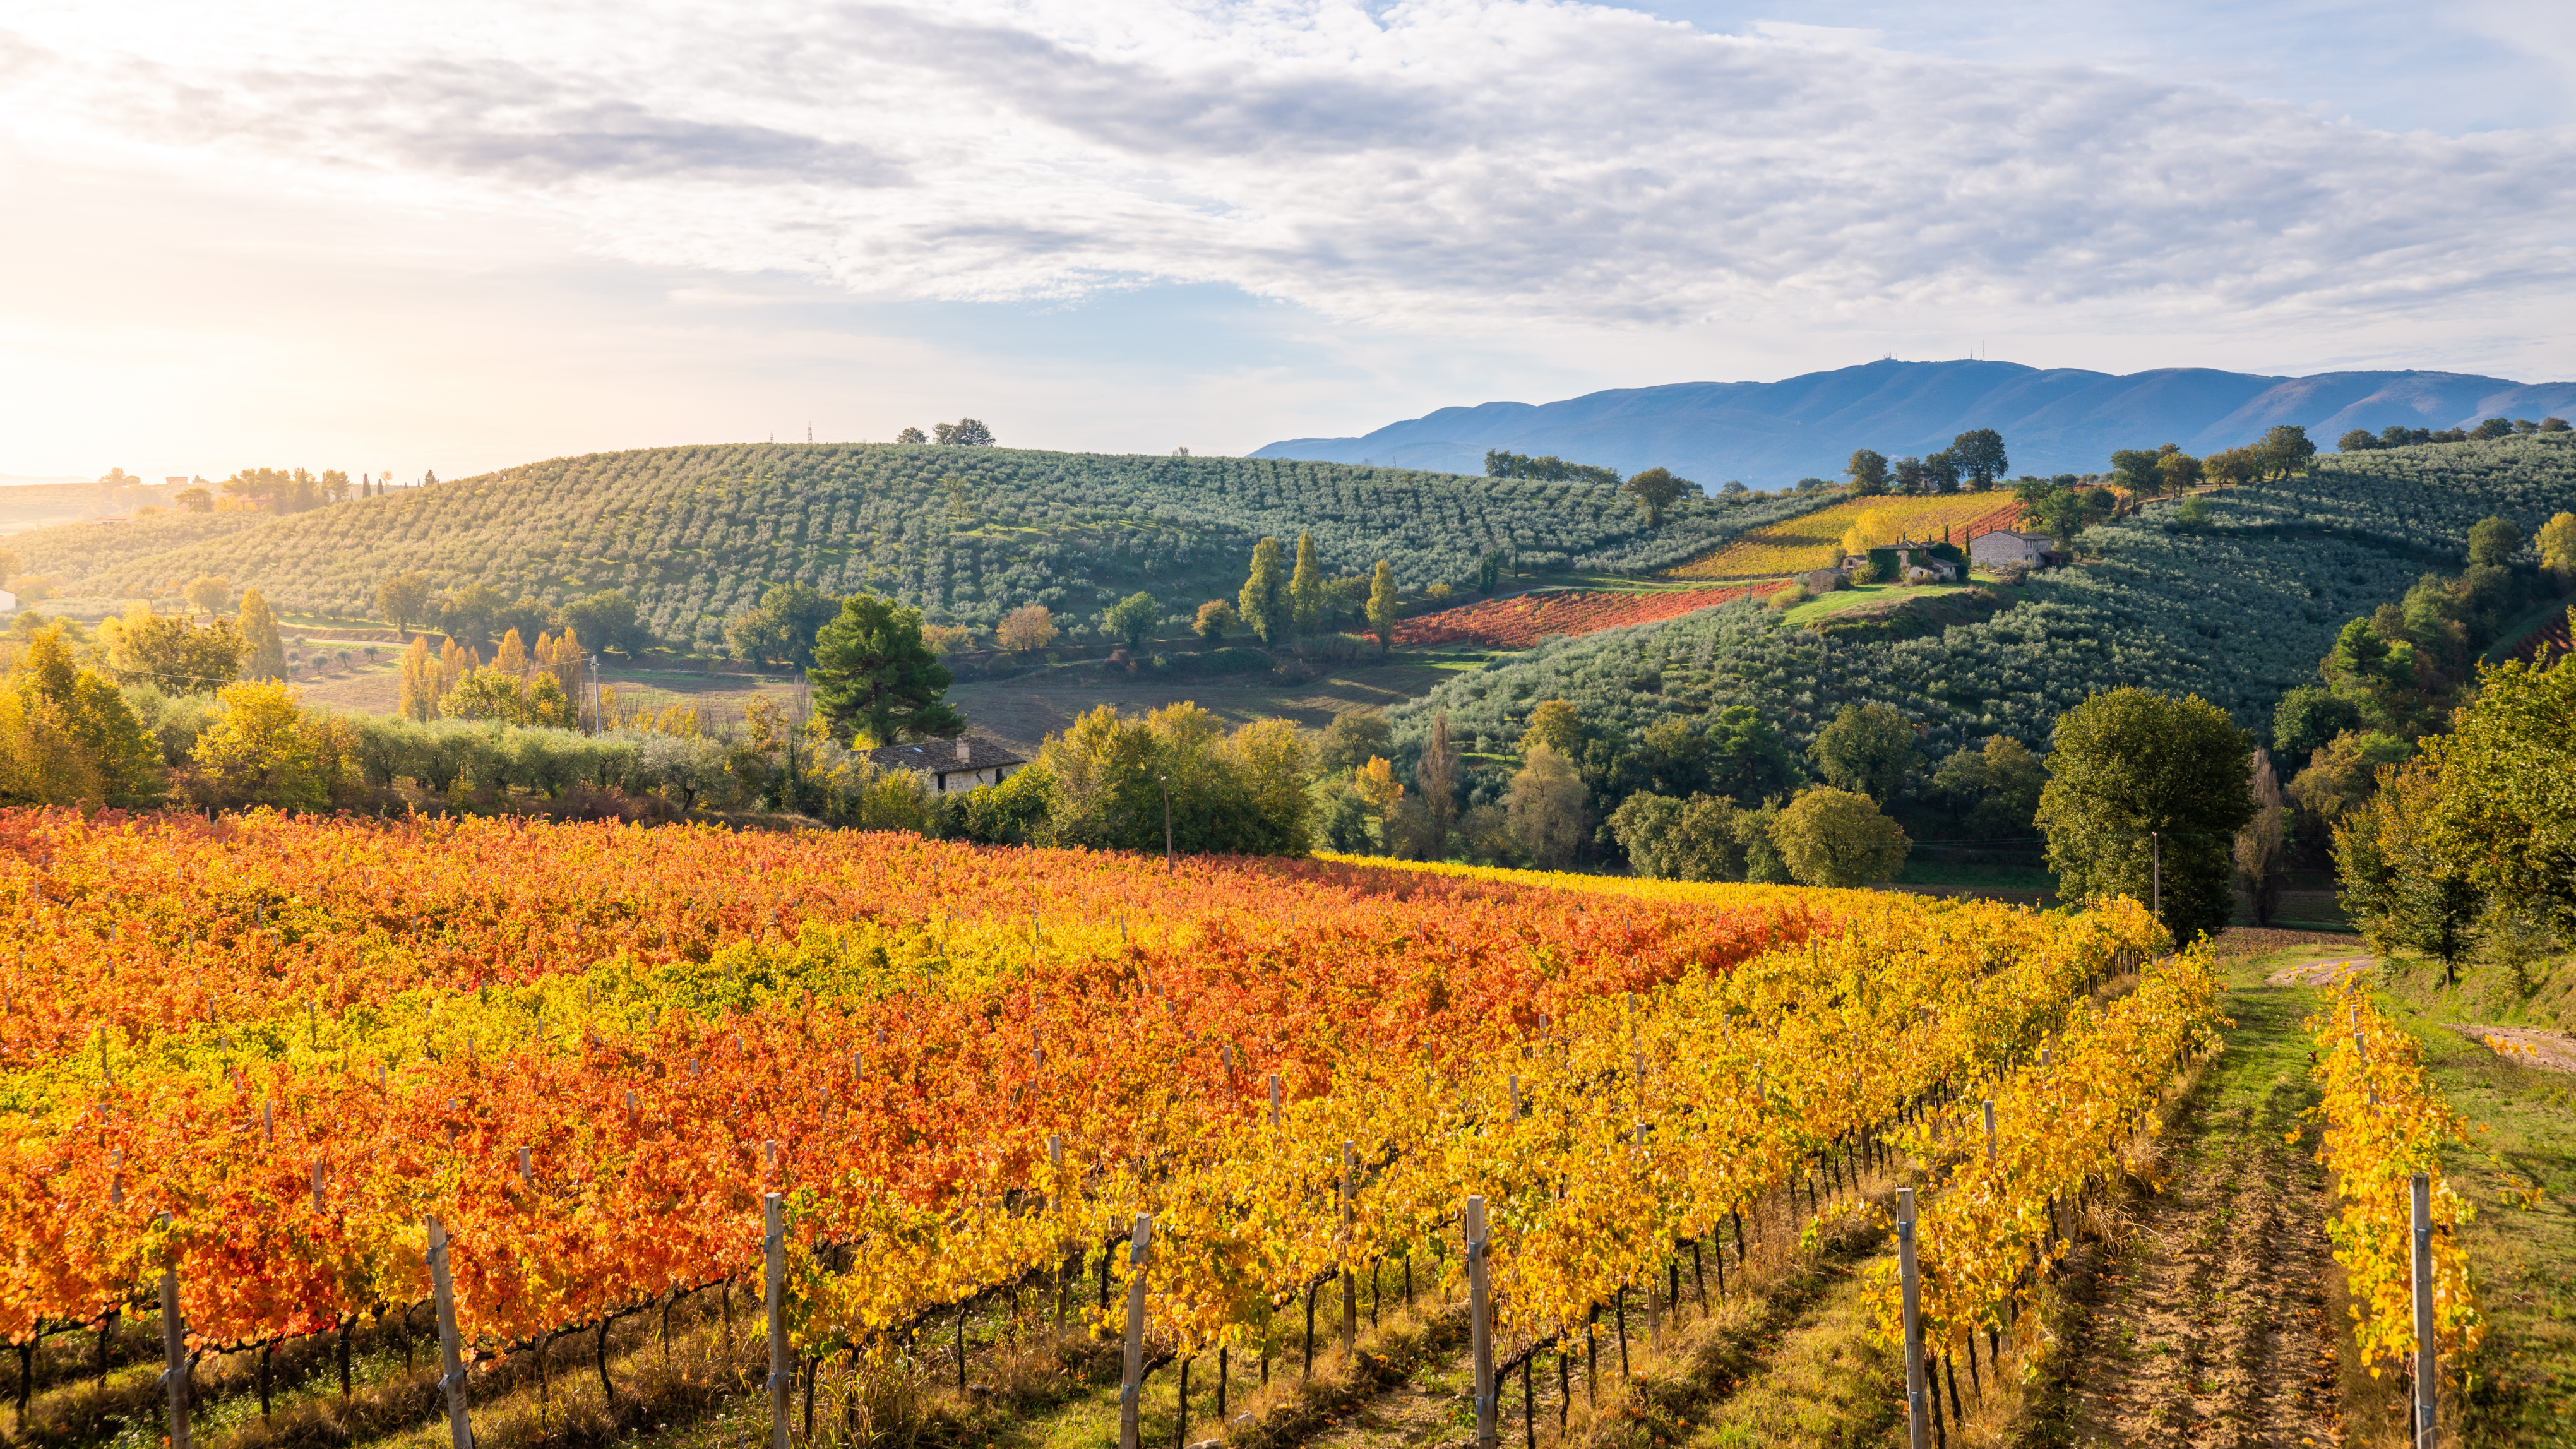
{"left": 1385, "top": 432, "right": 2576, "bottom": 763}
{"left": 4, "top": 443, "right": 1828, "bottom": 647}
{"left": 1255, "top": 357, "right": 2576, "bottom": 488}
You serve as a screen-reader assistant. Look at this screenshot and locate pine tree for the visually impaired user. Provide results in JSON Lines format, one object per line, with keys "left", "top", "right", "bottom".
{"left": 1288, "top": 532, "right": 1325, "bottom": 637}
{"left": 237, "top": 588, "right": 287, "bottom": 680}
{"left": 1238, "top": 537, "right": 1289, "bottom": 645}
{"left": 1366, "top": 559, "right": 1398, "bottom": 656}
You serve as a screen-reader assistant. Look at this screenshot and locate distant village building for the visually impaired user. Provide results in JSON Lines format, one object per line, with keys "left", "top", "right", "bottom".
{"left": 1969, "top": 530, "right": 2061, "bottom": 570}
{"left": 1798, "top": 568, "right": 1845, "bottom": 594}
{"left": 0, "top": 590, "right": 16, "bottom": 613}
{"left": 865, "top": 736, "right": 1027, "bottom": 794}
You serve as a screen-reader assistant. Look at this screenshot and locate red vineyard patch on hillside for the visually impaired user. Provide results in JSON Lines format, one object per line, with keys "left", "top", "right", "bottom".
{"left": 2512, "top": 609, "right": 2572, "bottom": 666}
{"left": 1393, "top": 584, "right": 1784, "bottom": 647}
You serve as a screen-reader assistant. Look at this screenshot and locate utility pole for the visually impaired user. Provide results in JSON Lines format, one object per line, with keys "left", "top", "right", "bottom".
{"left": 2152, "top": 830, "right": 2161, "bottom": 928}
{"left": 587, "top": 653, "right": 603, "bottom": 736}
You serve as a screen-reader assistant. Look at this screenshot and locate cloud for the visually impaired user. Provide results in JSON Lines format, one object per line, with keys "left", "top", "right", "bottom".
{"left": 8, "top": 0, "right": 2574, "bottom": 345}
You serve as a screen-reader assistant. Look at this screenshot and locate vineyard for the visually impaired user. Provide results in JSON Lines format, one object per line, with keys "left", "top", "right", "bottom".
{"left": 1386, "top": 585, "right": 1782, "bottom": 648}
{"left": 0, "top": 808, "right": 2230, "bottom": 1449}
{"left": 1662, "top": 496, "right": 2024, "bottom": 581}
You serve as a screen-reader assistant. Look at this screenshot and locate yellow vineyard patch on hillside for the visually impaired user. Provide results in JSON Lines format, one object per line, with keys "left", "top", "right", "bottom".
{"left": 1666, "top": 494, "right": 2024, "bottom": 580}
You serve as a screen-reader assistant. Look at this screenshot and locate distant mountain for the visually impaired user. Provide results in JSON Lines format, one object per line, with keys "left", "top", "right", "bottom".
{"left": 1252, "top": 359, "right": 2576, "bottom": 488}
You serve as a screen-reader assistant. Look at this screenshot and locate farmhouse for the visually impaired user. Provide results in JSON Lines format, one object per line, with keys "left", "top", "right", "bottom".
{"left": 1969, "top": 530, "right": 2061, "bottom": 569}
{"left": 866, "top": 736, "right": 1027, "bottom": 794}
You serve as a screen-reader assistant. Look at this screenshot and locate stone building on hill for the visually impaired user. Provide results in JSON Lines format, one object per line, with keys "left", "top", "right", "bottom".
{"left": 865, "top": 736, "right": 1027, "bottom": 794}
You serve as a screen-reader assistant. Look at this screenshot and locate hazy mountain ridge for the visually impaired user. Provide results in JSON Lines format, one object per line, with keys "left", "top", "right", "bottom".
{"left": 1254, "top": 359, "right": 2576, "bottom": 487}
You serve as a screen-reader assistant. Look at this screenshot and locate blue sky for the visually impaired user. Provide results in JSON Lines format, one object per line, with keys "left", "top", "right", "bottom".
{"left": 1, "top": 0, "right": 2569, "bottom": 480}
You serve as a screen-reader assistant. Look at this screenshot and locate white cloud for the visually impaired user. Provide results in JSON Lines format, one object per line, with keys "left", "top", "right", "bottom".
{"left": 9, "top": 0, "right": 2570, "bottom": 337}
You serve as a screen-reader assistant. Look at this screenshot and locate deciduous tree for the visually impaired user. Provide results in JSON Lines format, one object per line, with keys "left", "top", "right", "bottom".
{"left": 2036, "top": 688, "right": 2254, "bottom": 939}
{"left": 1505, "top": 744, "right": 1589, "bottom": 868}
{"left": 996, "top": 603, "right": 1057, "bottom": 653}
{"left": 1366, "top": 560, "right": 1397, "bottom": 656}
{"left": 1846, "top": 449, "right": 1889, "bottom": 496}
{"left": 1102, "top": 591, "right": 1160, "bottom": 653}
{"left": 1239, "top": 537, "right": 1289, "bottom": 645}
{"left": 1193, "top": 599, "right": 1237, "bottom": 646}
{"left": 237, "top": 587, "right": 287, "bottom": 680}
{"left": 1948, "top": 429, "right": 2007, "bottom": 488}
{"left": 1811, "top": 701, "right": 1921, "bottom": 805}
{"left": 1288, "top": 532, "right": 1325, "bottom": 636}
{"left": 1770, "top": 787, "right": 1909, "bottom": 886}
{"left": 1621, "top": 467, "right": 1690, "bottom": 528}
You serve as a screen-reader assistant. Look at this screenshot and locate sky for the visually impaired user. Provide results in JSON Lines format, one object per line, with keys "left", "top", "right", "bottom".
{"left": 2, "top": 0, "right": 2572, "bottom": 482}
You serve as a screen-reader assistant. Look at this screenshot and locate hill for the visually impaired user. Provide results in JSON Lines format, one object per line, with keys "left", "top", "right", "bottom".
{"left": 1385, "top": 432, "right": 2576, "bottom": 763}
{"left": 1255, "top": 357, "right": 2576, "bottom": 487}
{"left": 3, "top": 443, "right": 1829, "bottom": 647}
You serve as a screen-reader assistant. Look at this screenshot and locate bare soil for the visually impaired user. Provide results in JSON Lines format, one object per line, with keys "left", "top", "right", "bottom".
{"left": 2025, "top": 988, "right": 2343, "bottom": 1449}
{"left": 2447, "top": 1022, "right": 2576, "bottom": 1076}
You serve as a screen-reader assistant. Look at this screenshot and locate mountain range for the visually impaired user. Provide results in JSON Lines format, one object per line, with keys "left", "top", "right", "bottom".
{"left": 1251, "top": 358, "right": 2576, "bottom": 488}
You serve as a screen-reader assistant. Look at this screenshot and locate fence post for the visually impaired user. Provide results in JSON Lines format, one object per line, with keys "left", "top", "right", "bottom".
{"left": 2410, "top": 1173, "right": 2436, "bottom": 1448}
{"left": 766, "top": 1193, "right": 790, "bottom": 1449}
{"left": 1118, "top": 1215, "right": 1154, "bottom": 1449}
{"left": 1340, "top": 1142, "right": 1358, "bottom": 1360}
{"left": 1468, "top": 1195, "right": 1494, "bottom": 1449}
{"left": 158, "top": 1242, "right": 189, "bottom": 1449}
{"left": 1897, "top": 1189, "right": 1929, "bottom": 1449}
{"left": 427, "top": 1218, "right": 472, "bottom": 1449}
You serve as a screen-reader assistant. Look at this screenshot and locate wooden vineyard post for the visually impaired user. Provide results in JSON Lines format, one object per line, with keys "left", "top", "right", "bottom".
{"left": 1897, "top": 1189, "right": 1929, "bottom": 1449}
{"left": 158, "top": 1237, "right": 189, "bottom": 1449}
{"left": 1340, "top": 1142, "right": 1357, "bottom": 1361}
{"left": 427, "top": 1218, "right": 472, "bottom": 1449}
{"left": 1467, "top": 1195, "right": 1494, "bottom": 1449}
{"left": 2410, "top": 1173, "right": 2436, "bottom": 1448}
{"left": 1051, "top": 1135, "right": 1068, "bottom": 1327}
{"left": 766, "top": 1193, "right": 790, "bottom": 1449}
{"left": 1633, "top": 1124, "right": 1658, "bottom": 1335}
{"left": 1118, "top": 1215, "right": 1153, "bottom": 1449}
{"left": 1981, "top": 1100, "right": 1995, "bottom": 1164}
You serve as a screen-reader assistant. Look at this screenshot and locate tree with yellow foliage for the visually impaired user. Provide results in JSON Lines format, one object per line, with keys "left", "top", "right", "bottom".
{"left": 0, "top": 625, "right": 163, "bottom": 807}
{"left": 186, "top": 680, "right": 354, "bottom": 812}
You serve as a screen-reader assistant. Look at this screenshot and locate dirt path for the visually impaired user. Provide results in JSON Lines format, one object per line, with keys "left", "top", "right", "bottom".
{"left": 2263, "top": 955, "right": 2376, "bottom": 987}
{"left": 2032, "top": 986, "right": 2341, "bottom": 1449}
{"left": 2450, "top": 1022, "right": 2576, "bottom": 1076}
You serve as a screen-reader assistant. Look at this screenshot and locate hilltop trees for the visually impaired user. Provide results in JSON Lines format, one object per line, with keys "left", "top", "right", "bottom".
{"left": 1846, "top": 449, "right": 1889, "bottom": 496}
{"left": 1949, "top": 429, "right": 2008, "bottom": 488}
{"left": 932, "top": 419, "right": 995, "bottom": 446}
{"left": 809, "top": 592, "right": 961, "bottom": 747}
{"left": 2037, "top": 688, "right": 2254, "bottom": 939}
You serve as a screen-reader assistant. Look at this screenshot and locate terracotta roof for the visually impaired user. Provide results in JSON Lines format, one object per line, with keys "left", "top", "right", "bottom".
{"left": 864, "top": 737, "right": 1027, "bottom": 773}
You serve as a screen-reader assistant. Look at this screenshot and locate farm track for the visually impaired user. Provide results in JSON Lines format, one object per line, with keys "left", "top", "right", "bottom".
{"left": 2032, "top": 992, "right": 2340, "bottom": 1449}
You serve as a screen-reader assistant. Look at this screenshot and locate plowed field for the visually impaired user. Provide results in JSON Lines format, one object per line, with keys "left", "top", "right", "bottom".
{"left": 1392, "top": 583, "right": 1779, "bottom": 647}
